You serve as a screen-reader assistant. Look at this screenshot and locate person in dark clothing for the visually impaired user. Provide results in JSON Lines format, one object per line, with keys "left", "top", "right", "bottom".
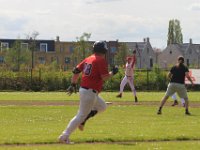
{"left": 157, "top": 56, "right": 194, "bottom": 115}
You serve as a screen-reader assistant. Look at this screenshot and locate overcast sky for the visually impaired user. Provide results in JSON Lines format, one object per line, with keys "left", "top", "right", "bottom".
{"left": 0, "top": 0, "right": 200, "bottom": 49}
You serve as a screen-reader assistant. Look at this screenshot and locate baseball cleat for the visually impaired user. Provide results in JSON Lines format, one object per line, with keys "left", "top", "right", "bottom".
{"left": 157, "top": 110, "right": 162, "bottom": 115}
{"left": 58, "top": 134, "right": 71, "bottom": 144}
{"left": 185, "top": 111, "right": 191, "bottom": 115}
{"left": 171, "top": 100, "right": 178, "bottom": 106}
{"left": 134, "top": 96, "right": 138, "bottom": 102}
{"left": 116, "top": 93, "right": 122, "bottom": 98}
{"left": 78, "top": 124, "right": 84, "bottom": 131}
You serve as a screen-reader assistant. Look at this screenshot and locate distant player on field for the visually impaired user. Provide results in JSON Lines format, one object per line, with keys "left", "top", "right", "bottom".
{"left": 116, "top": 50, "right": 138, "bottom": 102}
{"left": 171, "top": 93, "right": 185, "bottom": 107}
{"left": 157, "top": 56, "right": 194, "bottom": 115}
{"left": 58, "top": 41, "right": 118, "bottom": 144}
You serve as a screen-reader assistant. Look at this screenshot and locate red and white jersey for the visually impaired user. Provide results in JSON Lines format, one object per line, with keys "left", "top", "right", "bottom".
{"left": 76, "top": 54, "right": 109, "bottom": 92}
{"left": 125, "top": 56, "right": 136, "bottom": 77}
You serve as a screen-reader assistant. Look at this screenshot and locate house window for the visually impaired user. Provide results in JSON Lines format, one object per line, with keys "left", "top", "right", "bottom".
{"left": 0, "top": 56, "right": 4, "bottom": 63}
{"left": 21, "top": 43, "right": 28, "bottom": 50}
{"left": 40, "top": 43, "right": 48, "bottom": 52}
{"left": 170, "top": 51, "right": 172, "bottom": 54}
{"left": 110, "top": 47, "right": 116, "bottom": 53}
{"left": 69, "top": 46, "right": 74, "bottom": 53}
{"left": 39, "top": 57, "right": 45, "bottom": 64}
{"left": 65, "top": 57, "right": 70, "bottom": 64}
{"left": 1, "top": 42, "right": 9, "bottom": 51}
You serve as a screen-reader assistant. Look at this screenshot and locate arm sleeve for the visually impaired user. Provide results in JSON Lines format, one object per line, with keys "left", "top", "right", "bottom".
{"left": 131, "top": 55, "right": 136, "bottom": 68}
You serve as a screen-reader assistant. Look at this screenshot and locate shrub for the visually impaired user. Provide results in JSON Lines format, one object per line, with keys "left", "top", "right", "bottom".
{"left": 0, "top": 66, "right": 193, "bottom": 91}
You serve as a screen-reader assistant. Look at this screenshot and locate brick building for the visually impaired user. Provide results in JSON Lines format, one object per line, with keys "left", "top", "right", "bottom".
{"left": 0, "top": 37, "right": 156, "bottom": 70}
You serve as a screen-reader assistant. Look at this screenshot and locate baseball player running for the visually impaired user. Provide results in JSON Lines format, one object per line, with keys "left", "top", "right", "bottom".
{"left": 58, "top": 41, "right": 118, "bottom": 144}
{"left": 116, "top": 50, "right": 138, "bottom": 102}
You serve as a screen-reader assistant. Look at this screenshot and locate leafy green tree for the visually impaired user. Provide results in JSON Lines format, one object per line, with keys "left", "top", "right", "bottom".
{"left": 5, "top": 40, "right": 31, "bottom": 71}
{"left": 174, "top": 19, "right": 183, "bottom": 44}
{"left": 167, "top": 20, "right": 174, "bottom": 45}
{"left": 167, "top": 19, "right": 183, "bottom": 45}
{"left": 72, "top": 33, "right": 92, "bottom": 66}
{"left": 49, "top": 60, "right": 60, "bottom": 71}
{"left": 114, "top": 43, "right": 128, "bottom": 66}
{"left": 26, "top": 31, "right": 39, "bottom": 69}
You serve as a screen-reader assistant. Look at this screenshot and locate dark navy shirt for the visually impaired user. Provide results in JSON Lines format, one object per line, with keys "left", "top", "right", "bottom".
{"left": 170, "top": 64, "right": 189, "bottom": 84}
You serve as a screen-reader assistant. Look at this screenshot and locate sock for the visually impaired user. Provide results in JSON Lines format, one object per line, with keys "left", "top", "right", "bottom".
{"left": 159, "top": 107, "right": 162, "bottom": 111}
{"left": 81, "top": 110, "right": 98, "bottom": 125}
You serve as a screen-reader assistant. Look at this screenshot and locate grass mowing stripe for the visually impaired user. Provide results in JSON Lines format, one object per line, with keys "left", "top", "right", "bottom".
{"left": 0, "top": 91, "right": 200, "bottom": 102}
{"left": 0, "top": 105, "right": 200, "bottom": 144}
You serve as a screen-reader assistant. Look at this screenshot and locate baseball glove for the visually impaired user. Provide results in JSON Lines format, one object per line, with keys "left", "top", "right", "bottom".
{"left": 112, "top": 66, "right": 119, "bottom": 75}
{"left": 66, "top": 83, "right": 77, "bottom": 96}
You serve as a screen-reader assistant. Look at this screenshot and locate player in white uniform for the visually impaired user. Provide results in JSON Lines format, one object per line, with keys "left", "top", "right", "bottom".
{"left": 171, "top": 93, "right": 185, "bottom": 107}
{"left": 116, "top": 50, "right": 138, "bottom": 102}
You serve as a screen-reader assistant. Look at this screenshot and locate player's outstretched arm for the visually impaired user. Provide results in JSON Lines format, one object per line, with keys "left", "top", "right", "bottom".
{"left": 101, "top": 66, "right": 118, "bottom": 81}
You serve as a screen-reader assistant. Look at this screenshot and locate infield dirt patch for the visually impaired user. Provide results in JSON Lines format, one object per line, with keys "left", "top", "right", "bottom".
{"left": 0, "top": 100, "right": 200, "bottom": 107}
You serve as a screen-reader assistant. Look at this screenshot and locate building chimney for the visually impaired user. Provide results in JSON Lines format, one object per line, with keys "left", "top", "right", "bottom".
{"left": 143, "top": 38, "right": 146, "bottom": 42}
{"left": 147, "top": 37, "right": 149, "bottom": 43}
{"left": 56, "top": 36, "right": 60, "bottom": 42}
{"left": 189, "top": 38, "right": 192, "bottom": 44}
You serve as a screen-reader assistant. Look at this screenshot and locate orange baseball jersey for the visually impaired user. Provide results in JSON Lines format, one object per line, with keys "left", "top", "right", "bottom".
{"left": 76, "top": 54, "right": 109, "bottom": 92}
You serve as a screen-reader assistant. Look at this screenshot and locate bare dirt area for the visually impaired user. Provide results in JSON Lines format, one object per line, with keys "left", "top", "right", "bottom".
{"left": 1, "top": 100, "right": 200, "bottom": 107}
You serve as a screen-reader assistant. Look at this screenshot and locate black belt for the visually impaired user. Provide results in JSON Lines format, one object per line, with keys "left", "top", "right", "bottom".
{"left": 81, "top": 87, "right": 97, "bottom": 93}
{"left": 126, "top": 75, "right": 132, "bottom": 77}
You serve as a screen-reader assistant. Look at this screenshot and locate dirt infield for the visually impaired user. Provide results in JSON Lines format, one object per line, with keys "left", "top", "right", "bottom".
{"left": 1, "top": 100, "right": 200, "bottom": 107}
{"left": 1, "top": 139, "right": 200, "bottom": 147}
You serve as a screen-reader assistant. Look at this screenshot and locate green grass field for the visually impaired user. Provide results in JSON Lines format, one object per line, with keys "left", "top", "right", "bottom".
{"left": 0, "top": 91, "right": 200, "bottom": 149}
{"left": 0, "top": 91, "right": 200, "bottom": 102}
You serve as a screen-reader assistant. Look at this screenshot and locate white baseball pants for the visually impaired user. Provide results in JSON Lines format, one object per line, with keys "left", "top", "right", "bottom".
{"left": 62, "top": 87, "right": 107, "bottom": 137}
{"left": 120, "top": 76, "right": 136, "bottom": 96}
{"left": 171, "top": 93, "right": 185, "bottom": 104}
